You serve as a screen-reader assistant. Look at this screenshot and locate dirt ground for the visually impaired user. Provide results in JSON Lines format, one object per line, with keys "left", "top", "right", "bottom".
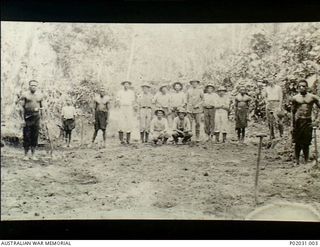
{"left": 1, "top": 124, "right": 320, "bottom": 221}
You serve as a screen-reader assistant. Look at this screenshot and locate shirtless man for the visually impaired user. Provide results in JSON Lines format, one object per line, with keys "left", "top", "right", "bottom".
{"left": 234, "top": 86, "right": 251, "bottom": 142}
{"left": 90, "top": 87, "right": 110, "bottom": 148}
{"left": 19, "top": 80, "right": 44, "bottom": 160}
{"left": 291, "top": 80, "right": 320, "bottom": 166}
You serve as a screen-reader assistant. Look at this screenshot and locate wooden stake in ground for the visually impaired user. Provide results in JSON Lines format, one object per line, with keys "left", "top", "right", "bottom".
{"left": 255, "top": 133, "right": 267, "bottom": 205}
{"left": 80, "top": 115, "right": 84, "bottom": 147}
{"left": 313, "top": 127, "right": 319, "bottom": 167}
{"left": 44, "top": 122, "right": 53, "bottom": 157}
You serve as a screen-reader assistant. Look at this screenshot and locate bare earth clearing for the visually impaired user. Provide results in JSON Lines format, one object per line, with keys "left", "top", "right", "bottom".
{"left": 1, "top": 128, "right": 320, "bottom": 220}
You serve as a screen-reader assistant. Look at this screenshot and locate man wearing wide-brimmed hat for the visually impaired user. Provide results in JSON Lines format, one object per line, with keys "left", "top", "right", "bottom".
{"left": 138, "top": 84, "right": 153, "bottom": 143}
{"left": 170, "top": 82, "right": 187, "bottom": 120}
{"left": 153, "top": 84, "right": 170, "bottom": 118}
{"left": 186, "top": 80, "right": 204, "bottom": 142}
{"left": 115, "top": 81, "right": 136, "bottom": 144}
{"left": 150, "top": 109, "right": 170, "bottom": 145}
{"left": 172, "top": 108, "right": 192, "bottom": 144}
{"left": 203, "top": 83, "right": 218, "bottom": 141}
{"left": 214, "top": 85, "right": 231, "bottom": 143}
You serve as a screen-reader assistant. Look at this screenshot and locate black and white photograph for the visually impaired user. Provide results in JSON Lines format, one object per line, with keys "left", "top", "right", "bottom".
{"left": 1, "top": 21, "right": 320, "bottom": 222}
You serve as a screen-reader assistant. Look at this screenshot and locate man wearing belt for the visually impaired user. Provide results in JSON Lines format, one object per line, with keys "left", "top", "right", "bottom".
{"left": 263, "top": 79, "right": 284, "bottom": 139}
{"left": 170, "top": 82, "right": 187, "bottom": 123}
{"left": 19, "top": 80, "right": 44, "bottom": 161}
{"left": 187, "top": 80, "right": 204, "bottom": 142}
{"left": 153, "top": 85, "right": 170, "bottom": 118}
{"left": 203, "top": 84, "right": 217, "bottom": 141}
{"left": 138, "top": 84, "right": 153, "bottom": 143}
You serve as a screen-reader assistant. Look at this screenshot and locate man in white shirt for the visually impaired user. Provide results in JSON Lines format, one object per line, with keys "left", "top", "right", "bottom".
{"left": 150, "top": 109, "right": 170, "bottom": 145}
{"left": 153, "top": 85, "right": 171, "bottom": 117}
{"left": 263, "top": 79, "right": 284, "bottom": 139}
{"left": 186, "top": 80, "right": 204, "bottom": 142}
{"left": 170, "top": 82, "right": 187, "bottom": 119}
{"left": 203, "top": 84, "right": 218, "bottom": 141}
{"left": 115, "top": 81, "right": 136, "bottom": 144}
{"left": 172, "top": 108, "right": 192, "bottom": 144}
{"left": 61, "top": 99, "right": 77, "bottom": 147}
{"left": 138, "top": 84, "right": 153, "bottom": 143}
{"left": 214, "top": 86, "right": 230, "bottom": 143}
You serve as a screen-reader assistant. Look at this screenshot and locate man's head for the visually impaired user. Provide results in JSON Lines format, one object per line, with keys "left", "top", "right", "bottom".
{"left": 160, "top": 85, "right": 168, "bottom": 94}
{"left": 155, "top": 109, "right": 165, "bottom": 119}
{"left": 29, "top": 80, "right": 38, "bottom": 93}
{"left": 141, "top": 85, "right": 150, "bottom": 93}
{"left": 173, "top": 82, "right": 183, "bottom": 92}
{"left": 100, "top": 87, "right": 106, "bottom": 96}
{"left": 121, "top": 81, "right": 132, "bottom": 90}
{"left": 178, "top": 111, "right": 186, "bottom": 120}
{"left": 206, "top": 85, "right": 214, "bottom": 93}
{"left": 239, "top": 86, "right": 246, "bottom": 95}
{"left": 298, "top": 80, "right": 308, "bottom": 94}
{"left": 189, "top": 80, "right": 200, "bottom": 89}
{"left": 217, "top": 86, "right": 227, "bottom": 97}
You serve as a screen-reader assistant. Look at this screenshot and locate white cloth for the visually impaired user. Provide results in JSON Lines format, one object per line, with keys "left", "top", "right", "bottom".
{"left": 153, "top": 92, "right": 170, "bottom": 108}
{"left": 215, "top": 94, "right": 230, "bottom": 108}
{"left": 116, "top": 89, "right": 135, "bottom": 106}
{"left": 170, "top": 91, "right": 186, "bottom": 108}
{"left": 215, "top": 109, "right": 228, "bottom": 133}
{"left": 61, "top": 106, "right": 76, "bottom": 119}
{"left": 118, "top": 105, "right": 134, "bottom": 133}
{"left": 203, "top": 92, "right": 218, "bottom": 107}
{"left": 264, "top": 85, "right": 282, "bottom": 101}
{"left": 150, "top": 117, "right": 169, "bottom": 133}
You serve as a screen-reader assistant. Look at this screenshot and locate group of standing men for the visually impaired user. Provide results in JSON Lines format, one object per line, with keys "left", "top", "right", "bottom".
{"left": 18, "top": 78, "right": 320, "bottom": 166}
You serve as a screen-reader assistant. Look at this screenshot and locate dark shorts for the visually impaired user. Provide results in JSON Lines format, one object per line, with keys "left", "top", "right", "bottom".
{"left": 235, "top": 107, "right": 248, "bottom": 129}
{"left": 63, "top": 119, "right": 75, "bottom": 131}
{"left": 95, "top": 111, "right": 108, "bottom": 130}
{"left": 23, "top": 111, "right": 40, "bottom": 148}
{"left": 293, "top": 118, "right": 313, "bottom": 146}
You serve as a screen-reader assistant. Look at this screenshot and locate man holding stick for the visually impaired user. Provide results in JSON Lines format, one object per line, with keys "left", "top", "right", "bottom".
{"left": 19, "top": 80, "right": 44, "bottom": 161}
{"left": 291, "top": 80, "right": 320, "bottom": 166}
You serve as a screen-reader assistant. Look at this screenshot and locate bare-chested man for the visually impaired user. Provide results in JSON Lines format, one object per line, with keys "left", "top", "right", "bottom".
{"left": 90, "top": 87, "right": 110, "bottom": 148}
{"left": 19, "top": 80, "right": 44, "bottom": 160}
{"left": 235, "top": 86, "right": 251, "bottom": 142}
{"left": 291, "top": 80, "right": 320, "bottom": 166}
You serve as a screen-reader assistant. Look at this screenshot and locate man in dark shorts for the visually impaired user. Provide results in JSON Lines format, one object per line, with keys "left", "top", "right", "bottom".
{"left": 61, "top": 99, "right": 77, "bottom": 147}
{"left": 90, "top": 88, "right": 110, "bottom": 148}
{"left": 234, "top": 86, "right": 251, "bottom": 142}
{"left": 19, "top": 80, "right": 44, "bottom": 160}
{"left": 291, "top": 80, "right": 320, "bottom": 166}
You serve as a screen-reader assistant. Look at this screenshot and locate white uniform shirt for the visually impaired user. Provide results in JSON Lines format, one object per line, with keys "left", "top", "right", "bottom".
{"left": 116, "top": 89, "right": 135, "bottom": 106}
{"left": 203, "top": 93, "right": 218, "bottom": 107}
{"left": 264, "top": 85, "right": 283, "bottom": 101}
{"left": 61, "top": 106, "right": 76, "bottom": 119}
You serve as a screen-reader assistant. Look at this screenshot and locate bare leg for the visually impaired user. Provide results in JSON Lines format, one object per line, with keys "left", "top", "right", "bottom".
{"left": 237, "top": 128, "right": 241, "bottom": 141}
{"left": 302, "top": 145, "right": 309, "bottom": 164}
{"left": 295, "top": 143, "right": 301, "bottom": 166}
{"left": 102, "top": 130, "right": 106, "bottom": 146}
{"left": 92, "top": 129, "right": 98, "bottom": 143}
{"left": 241, "top": 128, "right": 245, "bottom": 141}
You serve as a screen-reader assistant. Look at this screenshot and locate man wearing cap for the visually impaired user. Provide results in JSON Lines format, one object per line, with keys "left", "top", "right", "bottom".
{"left": 153, "top": 85, "right": 171, "bottom": 118}
{"left": 116, "top": 81, "right": 136, "bottom": 144}
{"left": 203, "top": 84, "right": 218, "bottom": 141}
{"left": 186, "top": 80, "right": 204, "bottom": 142}
{"left": 172, "top": 108, "right": 192, "bottom": 144}
{"left": 19, "top": 80, "right": 44, "bottom": 160}
{"left": 263, "top": 79, "right": 284, "bottom": 139}
{"left": 138, "top": 84, "right": 153, "bottom": 143}
{"left": 291, "top": 80, "right": 320, "bottom": 166}
{"left": 214, "top": 85, "right": 230, "bottom": 143}
{"left": 90, "top": 87, "right": 110, "bottom": 148}
{"left": 170, "top": 82, "right": 187, "bottom": 123}
{"left": 150, "top": 109, "right": 170, "bottom": 145}
{"left": 234, "top": 86, "right": 251, "bottom": 143}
